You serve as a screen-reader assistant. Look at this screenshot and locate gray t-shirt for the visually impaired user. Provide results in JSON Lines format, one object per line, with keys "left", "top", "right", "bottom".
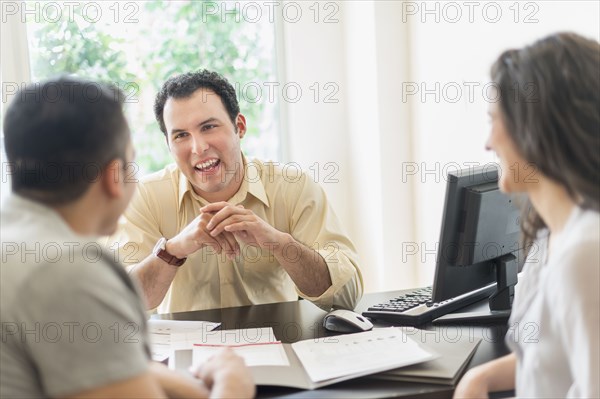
{"left": 1, "top": 195, "right": 150, "bottom": 398}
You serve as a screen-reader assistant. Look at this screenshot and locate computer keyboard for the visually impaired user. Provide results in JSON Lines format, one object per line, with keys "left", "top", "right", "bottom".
{"left": 362, "top": 285, "right": 494, "bottom": 326}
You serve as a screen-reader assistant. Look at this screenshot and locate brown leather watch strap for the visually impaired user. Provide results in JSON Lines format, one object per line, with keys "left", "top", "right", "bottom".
{"left": 155, "top": 248, "right": 186, "bottom": 267}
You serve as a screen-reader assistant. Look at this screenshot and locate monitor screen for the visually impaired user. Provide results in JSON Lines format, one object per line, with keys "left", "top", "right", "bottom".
{"left": 431, "top": 164, "right": 523, "bottom": 303}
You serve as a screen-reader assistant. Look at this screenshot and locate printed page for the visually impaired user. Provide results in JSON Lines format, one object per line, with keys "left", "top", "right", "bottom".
{"left": 291, "top": 327, "right": 436, "bottom": 382}
{"left": 191, "top": 327, "right": 289, "bottom": 367}
{"left": 148, "top": 319, "right": 221, "bottom": 361}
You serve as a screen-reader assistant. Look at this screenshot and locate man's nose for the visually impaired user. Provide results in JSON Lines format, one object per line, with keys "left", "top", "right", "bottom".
{"left": 191, "top": 134, "right": 209, "bottom": 154}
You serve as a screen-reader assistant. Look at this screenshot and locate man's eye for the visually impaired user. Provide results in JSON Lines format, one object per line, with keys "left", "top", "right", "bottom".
{"left": 202, "top": 124, "right": 216, "bottom": 131}
{"left": 174, "top": 132, "right": 189, "bottom": 140}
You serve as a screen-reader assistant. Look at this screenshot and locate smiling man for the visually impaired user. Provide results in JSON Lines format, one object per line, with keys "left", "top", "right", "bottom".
{"left": 109, "top": 70, "right": 363, "bottom": 313}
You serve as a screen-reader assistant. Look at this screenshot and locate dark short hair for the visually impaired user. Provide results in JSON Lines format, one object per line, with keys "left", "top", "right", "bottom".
{"left": 491, "top": 32, "right": 600, "bottom": 248}
{"left": 153, "top": 70, "right": 240, "bottom": 136}
{"left": 3, "top": 77, "right": 130, "bottom": 205}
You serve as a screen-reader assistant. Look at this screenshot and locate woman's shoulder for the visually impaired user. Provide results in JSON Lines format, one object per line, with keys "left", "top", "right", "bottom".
{"left": 546, "top": 208, "right": 599, "bottom": 299}
{"left": 558, "top": 208, "right": 599, "bottom": 257}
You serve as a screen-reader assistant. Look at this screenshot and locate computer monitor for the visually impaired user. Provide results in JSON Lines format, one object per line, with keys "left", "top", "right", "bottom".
{"left": 431, "top": 164, "right": 523, "bottom": 322}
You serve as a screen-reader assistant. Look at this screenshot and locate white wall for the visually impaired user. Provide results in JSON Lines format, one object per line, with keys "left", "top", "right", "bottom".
{"left": 343, "top": 2, "right": 386, "bottom": 289}
{"left": 281, "top": 1, "right": 419, "bottom": 292}
{"left": 279, "top": 1, "right": 350, "bottom": 223}
{"left": 408, "top": 0, "right": 600, "bottom": 285}
{"left": 281, "top": 0, "right": 600, "bottom": 292}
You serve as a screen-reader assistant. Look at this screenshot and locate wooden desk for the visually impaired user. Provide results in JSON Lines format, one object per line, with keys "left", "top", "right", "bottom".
{"left": 155, "top": 290, "right": 511, "bottom": 398}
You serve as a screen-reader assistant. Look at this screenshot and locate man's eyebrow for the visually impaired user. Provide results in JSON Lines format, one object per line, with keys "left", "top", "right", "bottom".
{"left": 170, "top": 118, "right": 220, "bottom": 135}
{"left": 199, "top": 117, "right": 219, "bottom": 126}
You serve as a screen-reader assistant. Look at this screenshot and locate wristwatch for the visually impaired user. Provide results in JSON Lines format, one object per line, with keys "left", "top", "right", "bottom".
{"left": 152, "top": 237, "right": 187, "bottom": 267}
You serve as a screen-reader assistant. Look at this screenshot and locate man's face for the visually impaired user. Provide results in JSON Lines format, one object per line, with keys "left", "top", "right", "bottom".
{"left": 163, "top": 89, "right": 246, "bottom": 201}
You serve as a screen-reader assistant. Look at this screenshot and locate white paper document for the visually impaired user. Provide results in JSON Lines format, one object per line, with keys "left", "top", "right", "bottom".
{"left": 148, "top": 319, "right": 221, "bottom": 362}
{"left": 173, "top": 327, "right": 437, "bottom": 390}
{"left": 191, "top": 327, "right": 289, "bottom": 367}
{"left": 291, "top": 328, "right": 436, "bottom": 382}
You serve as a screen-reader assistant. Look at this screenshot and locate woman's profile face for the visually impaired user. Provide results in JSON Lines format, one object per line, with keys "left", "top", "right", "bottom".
{"left": 486, "top": 102, "right": 538, "bottom": 193}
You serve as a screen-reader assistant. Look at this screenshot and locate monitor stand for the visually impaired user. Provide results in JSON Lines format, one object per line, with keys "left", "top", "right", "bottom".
{"left": 433, "top": 254, "right": 518, "bottom": 325}
{"left": 432, "top": 304, "right": 511, "bottom": 324}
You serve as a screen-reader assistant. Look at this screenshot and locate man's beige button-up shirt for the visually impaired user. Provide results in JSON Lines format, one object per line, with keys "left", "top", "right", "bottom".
{"left": 109, "top": 158, "right": 363, "bottom": 314}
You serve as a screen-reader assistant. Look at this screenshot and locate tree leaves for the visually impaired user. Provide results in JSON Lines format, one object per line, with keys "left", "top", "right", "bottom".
{"left": 28, "top": 0, "right": 278, "bottom": 174}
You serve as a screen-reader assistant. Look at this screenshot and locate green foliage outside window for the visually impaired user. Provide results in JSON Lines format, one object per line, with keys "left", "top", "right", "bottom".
{"left": 27, "top": 0, "right": 278, "bottom": 174}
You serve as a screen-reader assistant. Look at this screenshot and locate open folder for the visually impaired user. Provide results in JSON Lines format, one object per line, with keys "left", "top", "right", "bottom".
{"left": 172, "top": 328, "right": 437, "bottom": 390}
{"left": 372, "top": 328, "right": 482, "bottom": 386}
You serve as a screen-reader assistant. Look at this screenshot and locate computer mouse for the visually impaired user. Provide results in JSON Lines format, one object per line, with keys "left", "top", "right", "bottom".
{"left": 323, "top": 309, "right": 374, "bottom": 333}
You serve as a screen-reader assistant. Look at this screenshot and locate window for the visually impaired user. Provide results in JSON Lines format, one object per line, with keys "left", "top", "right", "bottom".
{"left": 25, "top": 0, "right": 281, "bottom": 175}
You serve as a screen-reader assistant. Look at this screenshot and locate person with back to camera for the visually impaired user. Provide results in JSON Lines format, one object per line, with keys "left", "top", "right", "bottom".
{"left": 454, "top": 32, "right": 599, "bottom": 398}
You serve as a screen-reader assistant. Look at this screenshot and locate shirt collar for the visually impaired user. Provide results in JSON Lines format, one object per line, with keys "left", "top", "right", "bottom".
{"left": 177, "top": 154, "right": 270, "bottom": 207}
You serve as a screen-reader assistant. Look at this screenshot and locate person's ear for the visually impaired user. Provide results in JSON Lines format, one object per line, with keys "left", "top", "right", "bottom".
{"left": 101, "top": 159, "right": 124, "bottom": 199}
{"left": 235, "top": 114, "right": 247, "bottom": 139}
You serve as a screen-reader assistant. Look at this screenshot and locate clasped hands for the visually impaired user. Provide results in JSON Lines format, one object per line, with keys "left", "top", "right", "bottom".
{"left": 165, "top": 202, "right": 284, "bottom": 260}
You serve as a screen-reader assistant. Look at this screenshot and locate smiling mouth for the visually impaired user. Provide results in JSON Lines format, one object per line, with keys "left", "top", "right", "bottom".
{"left": 194, "top": 159, "right": 221, "bottom": 172}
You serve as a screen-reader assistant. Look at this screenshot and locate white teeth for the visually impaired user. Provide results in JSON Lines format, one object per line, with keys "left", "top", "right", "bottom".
{"left": 195, "top": 159, "right": 219, "bottom": 171}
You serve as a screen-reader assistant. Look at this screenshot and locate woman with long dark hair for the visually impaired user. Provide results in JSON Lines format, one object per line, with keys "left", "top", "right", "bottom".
{"left": 454, "top": 32, "right": 599, "bottom": 398}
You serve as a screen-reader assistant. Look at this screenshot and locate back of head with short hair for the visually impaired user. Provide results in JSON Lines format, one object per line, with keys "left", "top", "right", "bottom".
{"left": 153, "top": 69, "right": 240, "bottom": 136}
{"left": 3, "top": 77, "right": 130, "bottom": 205}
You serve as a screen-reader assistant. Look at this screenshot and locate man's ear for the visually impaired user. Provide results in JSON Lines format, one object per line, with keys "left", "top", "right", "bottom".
{"left": 101, "top": 159, "right": 124, "bottom": 199}
{"left": 235, "top": 114, "right": 247, "bottom": 139}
